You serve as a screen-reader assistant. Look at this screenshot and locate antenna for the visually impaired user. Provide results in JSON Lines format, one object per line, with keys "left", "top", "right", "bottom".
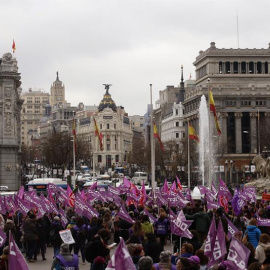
{"left": 237, "top": 10, "right": 240, "bottom": 48}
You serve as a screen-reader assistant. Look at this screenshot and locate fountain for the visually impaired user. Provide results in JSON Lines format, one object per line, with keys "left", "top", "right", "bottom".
{"left": 198, "top": 95, "right": 216, "bottom": 187}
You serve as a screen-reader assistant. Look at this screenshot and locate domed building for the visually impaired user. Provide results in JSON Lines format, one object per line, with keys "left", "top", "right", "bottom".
{"left": 92, "top": 85, "right": 133, "bottom": 170}
{"left": 76, "top": 84, "right": 133, "bottom": 171}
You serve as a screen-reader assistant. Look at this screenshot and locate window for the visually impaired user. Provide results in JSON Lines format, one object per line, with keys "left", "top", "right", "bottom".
{"left": 183, "top": 132, "right": 185, "bottom": 138}
{"left": 176, "top": 133, "right": 179, "bottom": 138}
{"left": 107, "top": 144, "right": 110, "bottom": 151}
{"left": 176, "top": 122, "right": 179, "bottom": 127}
{"left": 115, "top": 155, "right": 119, "bottom": 162}
{"left": 107, "top": 135, "right": 110, "bottom": 141}
{"left": 175, "top": 109, "right": 178, "bottom": 115}
{"left": 98, "top": 155, "right": 102, "bottom": 163}
{"left": 107, "top": 123, "right": 110, "bottom": 129}
{"left": 114, "top": 124, "right": 116, "bottom": 129}
{"left": 100, "top": 124, "right": 102, "bottom": 129}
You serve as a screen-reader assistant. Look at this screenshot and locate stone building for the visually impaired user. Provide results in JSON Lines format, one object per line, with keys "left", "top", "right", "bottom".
{"left": 76, "top": 85, "right": 133, "bottom": 170}
{"left": 183, "top": 42, "right": 270, "bottom": 183}
{"left": 21, "top": 89, "right": 49, "bottom": 145}
{"left": 0, "top": 53, "right": 23, "bottom": 190}
{"left": 50, "top": 72, "right": 66, "bottom": 106}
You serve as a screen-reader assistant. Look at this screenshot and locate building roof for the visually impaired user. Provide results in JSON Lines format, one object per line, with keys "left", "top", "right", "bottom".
{"left": 98, "top": 84, "right": 117, "bottom": 112}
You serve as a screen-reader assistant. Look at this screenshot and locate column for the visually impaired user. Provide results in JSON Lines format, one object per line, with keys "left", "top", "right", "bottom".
{"left": 254, "top": 62, "right": 257, "bottom": 74}
{"left": 250, "top": 112, "right": 257, "bottom": 154}
{"left": 221, "top": 113, "right": 228, "bottom": 153}
{"left": 262, "top": 62, "right": 265, "bottom": 74}
{"left": 238, "top": 62, "right": 241, "bottom": 74}
{"left": 235, "top": 112, "right": 243, "bottom": 154}
{"left": 230, "top": 62, "right": 233, "bottom": 74}
{"left": 246, "top": 62, "right": 249, "bottom": 74}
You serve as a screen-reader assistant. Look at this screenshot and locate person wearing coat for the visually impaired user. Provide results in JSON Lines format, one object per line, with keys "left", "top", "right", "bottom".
{"left": 255, "top": 233, "right": 270, "bottom": 264}
{"left": 244, "top": 218, "right": 262, "bottom": 249}
{"left": 50, "top": 216, "right": 63, "bottom": 257}
{"left": 22, "top": 214, "right": 39, "bottom": 262}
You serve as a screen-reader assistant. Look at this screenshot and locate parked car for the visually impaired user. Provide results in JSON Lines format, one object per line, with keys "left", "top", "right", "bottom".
{"left": 132, "top": 172, "right": 148, "bottom": 185}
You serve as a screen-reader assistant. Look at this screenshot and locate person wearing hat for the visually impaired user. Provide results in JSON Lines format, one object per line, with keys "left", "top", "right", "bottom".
{"left": 153, "top": 250, "right": 177, "bottom": 270}
{"left": 188, "top": 256, "right": 200, "bottom": 269}
{"left": 49, "top": 216, "right": 63, "bottom": 257}
{"left": 51, "top": 243, "right": 79, "bottom": 270}
{"left": 67, "top": 216, "right": 77, "bottom": 252}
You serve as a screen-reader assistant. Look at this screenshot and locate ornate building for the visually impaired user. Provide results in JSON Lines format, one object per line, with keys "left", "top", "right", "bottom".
{"left": 76, "top": 85, "right": 133, "bottom": 170}
{"left": 0, "top": 53, "right": 23, "bottom": 190}
{"left": 50, "top": 72, "right": 66, "bottom": 106}
{"left": 183, "top": 42, "right": 270, "bottom": 183}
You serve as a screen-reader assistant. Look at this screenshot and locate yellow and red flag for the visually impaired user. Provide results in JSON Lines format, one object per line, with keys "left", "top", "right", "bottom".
{"left": 72, "top": 117, "right": 77, "bottom": 154}
{"left": 93, "top": 116, "right": 104, "bottom": 151}
{"left": 153, "top": 122, "right": 164, "bottom": 153}
{"left": 209, "top": 89, "right": 221, "bottom": 135}
{"left": 188, "top": 124, "right": 200, "bottom": 143}
{"left": 12, "top": 39, "right": 16, "bottom": 53}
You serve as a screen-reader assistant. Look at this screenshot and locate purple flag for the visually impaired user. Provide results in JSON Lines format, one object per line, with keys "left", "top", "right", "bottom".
{"left": 208, "top": 220, "right": 227, "bottom": 267}
{"left": 117, "top": 205, "right": 134, "bottom": 224}
{"left": 17, "top": 186, "right": 24, "bottom": 200}
{"left": 257, "top": 216, "right": 270, "bottom": 227}
{"left": 226, "top": 217, "right": 240, "bottom": 240}
{"left": 9, "top": 233, "right": 29, "bottom": 270}
{"left": 59, "top": 208, "right": 69, "bottom": 228}
{"left": 218, "top": 179, "right": 232, "bottom": 199}
{"left": 15, "top": 195, "right": 31, "bottom": 215}
{"left": 224, "top": 237, "right": 250, "bottom": 270}
{"left": 204, "top": 217, "right": 216, "bottom": 258}
{"left": 207, "top": 200, "right": 220, "bottom": 210}
{"left": 211, "top": 182, "right": 218, "bottom": 196}
{"left": 0, "top": 228, "right": 6, "bottom": 248}
{"left": 142, "top": 209, "right": 157, "bottom": 224}
{"left": 74, "top": 197, "right": 85, "bottom": 216}
{"left": 198, "top": 185, "right": 209, "bottom": 195}
{"left": 231, "top": 191, "right": 244, "bottom": 216}
{"left": 173, "top": 210, "right": 193, "bottom": 238}
{"left": 106, "top": 237, "right": 136, "bottom": 270}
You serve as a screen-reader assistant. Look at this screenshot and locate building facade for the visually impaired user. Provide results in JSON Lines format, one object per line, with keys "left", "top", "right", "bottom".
{"left": 184, "top": 42, "right": 270, "bottom": 183}
{"left": 21, "top": 89, "right": 49, "bottom": 145}
{"left": 50, "top": 72, "right": 66, "bottom": 106}
{"left": 0, "top": 53, "right": 23, "bottom": 189}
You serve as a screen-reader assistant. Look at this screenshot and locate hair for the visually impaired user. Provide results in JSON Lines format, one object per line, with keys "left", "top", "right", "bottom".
{"left": 138, "top": 256, "right": 153, "bottom": 270}
{"left": 142, "top": 215, "right": 150, "bottom": 223}
{"left": 247, "top": 262, "right": 262, "bottom": 270}
{"left": 177, "top": 258, "right": 192, "bottom": 270}
{"left": 103, "top": 212, "right": 111, "bottom": 222}
{"left": 2, "top": 246, "right": 9, "bottom": 255}
{"left": 195, "top": 249, "right": 209, "bottom": 265}
{"left": 133, "top": 220, "right": 143, "bottom": 236}
{"left": 126, "top": 234, "right": 141, "bottom": 244}
{"left": 249, "top": 218, "right": 257, "bottom": 226}
{"left": 182, "top": 243, "right": 193, "bottom": 254}
{"left": 259, "top": 233, "right": 270, "bottom": 244}
{"left": 158, "top": 212, "right": 166, "bottom": 222}
{"left": 76, "top": 216, "right": 84, "bottom": 227}
{"left": 97, "top": 229, "right": 111, "bottom": 242}
{"left": 60, "top": 243, "right": 69, "bottom": 254}
{"left": 159, "top": 250, "right": 171, "bottom": 263}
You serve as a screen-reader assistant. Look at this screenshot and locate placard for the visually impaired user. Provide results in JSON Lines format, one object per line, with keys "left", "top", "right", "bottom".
{"left": 59, "top": 229, "right": 75, "bottom": 244}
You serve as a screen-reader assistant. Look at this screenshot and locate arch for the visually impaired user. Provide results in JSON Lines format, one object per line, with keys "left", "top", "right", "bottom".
{"left": 249, "top": 62, "right": 254, "bottom": 74}
{"left": 257, "top": 62, "right": 262, "bottom": 74}
{"left": 265, "top": 62, "right": 269, "bottom": 74}
{"left": 225, "top": 61, "right": 231, "bottom": 74}
{"left": 219, "top": 61, "right": 223, "bottom": 74}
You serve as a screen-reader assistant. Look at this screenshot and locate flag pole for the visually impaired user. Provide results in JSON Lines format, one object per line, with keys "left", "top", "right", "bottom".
{"left": 73, "top": 133, "right": 76, "bottom": 188}
{"left": 150, "top": 84, "right": 156, "bottom": 198}
{"left": 92, "top": 116, "right": 96, "bottom": 177}
{"left": 208, "top": 78, "right": 212, "bottom": 188}
{"left": 258, "top": 109, "right": 260, "bottom": 155}
{"left": 188, "top": 119, "right": 190, "bottom": 188}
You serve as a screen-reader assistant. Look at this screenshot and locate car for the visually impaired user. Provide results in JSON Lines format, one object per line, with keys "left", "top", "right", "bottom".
{"left": 0, "top": 186, "right": 9, "bottom": 191}
{"left": 132, "top": 172, "right": 148, "bottom": 185}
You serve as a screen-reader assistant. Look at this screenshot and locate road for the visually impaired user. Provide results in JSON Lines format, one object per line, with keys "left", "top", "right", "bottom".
{"left": 27, "top": 241, "right": 174, "bottom": 270}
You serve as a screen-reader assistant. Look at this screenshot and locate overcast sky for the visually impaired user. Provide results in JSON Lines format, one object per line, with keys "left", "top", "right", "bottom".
{"left": 1, "top": 0, "right": 270, "bottom": 115}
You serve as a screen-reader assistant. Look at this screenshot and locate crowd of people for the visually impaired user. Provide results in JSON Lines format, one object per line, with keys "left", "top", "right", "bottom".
{"left": 0, "top": 188, "right": 270, "bottom": 270}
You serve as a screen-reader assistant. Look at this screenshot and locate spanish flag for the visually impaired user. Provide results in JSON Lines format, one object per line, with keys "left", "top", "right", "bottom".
{"left": 154, "top": 122, "right": 164, "bottom": 153}
{"left": 93, "top": 116, "right": 104, "bottom": 151}
{"left": 189, "top": 124, "right": 200, "bottom": 143}
{"left": 209, "top": 89, "right": 221, "bottom": 135}
{"left": 72, "top": 117, "right": 77, "bottom": 154}
{"left": 12, "top": 39, "right": 16, "bottom": 53}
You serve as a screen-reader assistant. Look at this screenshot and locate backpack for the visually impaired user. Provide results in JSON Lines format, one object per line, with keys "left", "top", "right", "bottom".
{"left": 85, "top": 240, "right": 98, "bottom": 263}
{"left": 49, "top": 228, "right": 57, "bottom": 243}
